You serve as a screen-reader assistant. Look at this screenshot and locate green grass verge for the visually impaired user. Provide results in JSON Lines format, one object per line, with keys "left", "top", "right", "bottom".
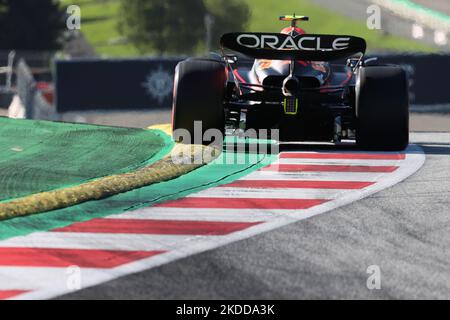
{"left": 60, "top": 0, "right": 434, "bottom": 57}
{"left": 0, "top": 141, "right": 276, "bottom": 241}
{"left": 61, "top": 0, "right": 139, "bottom": 56}
{"left": 0, "top": 117, "right": 173, "bottom": 201}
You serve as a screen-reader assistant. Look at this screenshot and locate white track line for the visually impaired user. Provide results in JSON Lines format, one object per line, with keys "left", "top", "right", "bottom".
{"left": 107, "top": 207, "right": 279, "bottom": 222}
{"left": 188, "top": 187, "right": 351, "bottom": 199}
{"left": 0, "top": 232, "right": 196, "bottom": 251}
{"left": 241, "top": 171, "right": 386, "bottom": 181}
{"left": 0, "top": 267, "right": 111, "bottom": 292}
{"left": 277, "top": 158, "right": 404, "bottom": 166}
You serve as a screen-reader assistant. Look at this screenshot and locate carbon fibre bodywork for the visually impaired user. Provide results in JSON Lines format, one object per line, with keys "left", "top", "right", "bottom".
{"left": 224, "top": 57, "right": 356, "bottom": 141}
{"left": 219, "top": 30, "right": 365, "bottom": 141}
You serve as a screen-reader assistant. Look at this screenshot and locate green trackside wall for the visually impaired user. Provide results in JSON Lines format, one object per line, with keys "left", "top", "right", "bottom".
{"left": 0, "top": 117, "right": 173, "bottom": 201}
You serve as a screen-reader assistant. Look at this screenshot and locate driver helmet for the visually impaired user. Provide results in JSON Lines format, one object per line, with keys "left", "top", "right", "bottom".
{"left": 280, "top": 26, "right": 306, "bottom": 37}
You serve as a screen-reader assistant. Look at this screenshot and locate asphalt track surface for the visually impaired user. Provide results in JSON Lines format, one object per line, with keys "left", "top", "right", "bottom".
{"left": 58, "top": 131, "right": 450, "bottom": 300}
{"left": 412, "top": 0, "right": 450, "bottom": 15}
{"left": 311, "top": 0, "right": 450, "bottom": 51}
{"left": 57, "top": 109, "right": 450, "bottom": 132}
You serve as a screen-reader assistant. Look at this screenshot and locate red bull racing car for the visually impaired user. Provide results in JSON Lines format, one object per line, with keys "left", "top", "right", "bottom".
{"left": 172, "top": 15, "right": 409, "bottom": 150}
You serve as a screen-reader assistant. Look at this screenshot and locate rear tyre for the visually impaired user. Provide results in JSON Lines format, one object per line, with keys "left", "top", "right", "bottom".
{"left": 356, "top": 66, "right": 409, "bottom": 151}
{"left": 172, "top": 59, "right": 226, "bottom": 145}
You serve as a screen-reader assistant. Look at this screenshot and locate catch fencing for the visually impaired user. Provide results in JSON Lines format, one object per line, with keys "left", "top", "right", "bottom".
{"left": 11, "top": 59, "right": 57, "bottom": 120}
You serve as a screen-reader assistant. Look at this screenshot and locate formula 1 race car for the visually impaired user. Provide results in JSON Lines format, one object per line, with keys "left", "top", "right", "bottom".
{"left": 172, "top": 15, "right": 409, "bottom": 150}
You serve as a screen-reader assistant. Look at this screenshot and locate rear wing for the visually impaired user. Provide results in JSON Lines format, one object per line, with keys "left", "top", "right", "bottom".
{"left": 220, "top": 33, "right": 366, "bottom": 61}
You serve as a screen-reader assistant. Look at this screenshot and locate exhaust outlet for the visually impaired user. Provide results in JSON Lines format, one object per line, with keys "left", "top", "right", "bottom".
{"left": 282, "top": 76, "right": 299, "bottom": 97}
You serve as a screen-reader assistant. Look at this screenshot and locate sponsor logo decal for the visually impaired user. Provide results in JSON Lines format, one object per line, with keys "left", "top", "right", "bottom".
{"left": 142, "top": 65, "right": 173, "bottom": 105}
{"left": 236, "top": 34, "right": 350, "bottom": 51}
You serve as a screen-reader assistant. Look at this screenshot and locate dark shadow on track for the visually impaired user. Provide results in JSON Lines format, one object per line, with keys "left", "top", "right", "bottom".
{"left": 281, "top": 141, "right": 450, "bottom": 156}
{"left": 419, "top": 144, "right": 450, "bottom": 155}
{"left": 223, "top": 134, "right": 450, "bottom": 156}
{"left": 279, "top": 142, "right": 360, "bottom": 152}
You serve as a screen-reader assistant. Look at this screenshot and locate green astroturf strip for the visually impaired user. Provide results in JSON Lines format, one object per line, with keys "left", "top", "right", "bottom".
{"left": 0, "top": 117, "right": 173, "bottom": 202}
{"left": 0, "top": 147, "right": 277, "bottom": 241}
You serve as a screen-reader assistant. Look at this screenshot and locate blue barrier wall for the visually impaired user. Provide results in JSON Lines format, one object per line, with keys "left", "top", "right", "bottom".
{"left": 55, "top": 58, "right": 181, "bottom": 112}
{"left": 55, "top": 54, "right": 450, "bottom": 112}
{"left": 375, "top": 54, "right": 450, "bottom": 105}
